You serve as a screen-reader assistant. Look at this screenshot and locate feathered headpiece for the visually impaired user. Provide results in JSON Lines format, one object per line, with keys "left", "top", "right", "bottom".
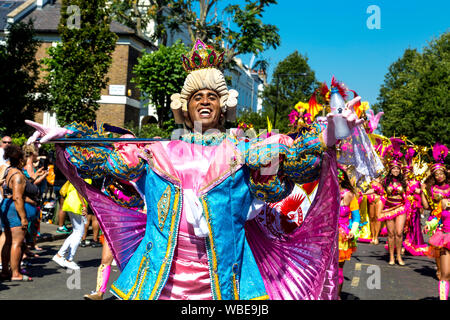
{"left": 170, "top": 39, "right": 238, "bottom": 127}
{"left": 318, "top": 76, "right": 349, "bottom": 102}
{"left": 431, "top": 142, "right": 449, "bottom": 174}
{"left": 387, "top": 137, "right": 405, "bottom": 170}
{"left": 403, "top": 147, "right": 416, "bottom": 174}
{"left": 331, "top": 76, "right": 348, "bottom": 100}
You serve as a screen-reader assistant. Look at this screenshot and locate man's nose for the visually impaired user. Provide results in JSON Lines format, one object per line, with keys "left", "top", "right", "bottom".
{"left": 200, "top": 96, "right": 210, "bottom": 105}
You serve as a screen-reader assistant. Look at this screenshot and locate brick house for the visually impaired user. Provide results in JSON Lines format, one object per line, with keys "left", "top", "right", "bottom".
{"left": 1, "top": 0, "right": 157, "bottom": 128}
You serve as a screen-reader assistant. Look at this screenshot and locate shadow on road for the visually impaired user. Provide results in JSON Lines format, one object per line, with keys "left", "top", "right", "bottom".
{"left": 341, "top": 292, "right": 361, "bottom": 300}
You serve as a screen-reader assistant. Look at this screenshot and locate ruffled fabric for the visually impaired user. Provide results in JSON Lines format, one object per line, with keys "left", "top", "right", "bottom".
{"left": 429, "top": 230, "right": 450, "bottom": 250}
{"left": 403, "top": 238, "right": 430, "bottom": 256}
{"left": 378, "top": 203, "right": 409, "bottom": 221}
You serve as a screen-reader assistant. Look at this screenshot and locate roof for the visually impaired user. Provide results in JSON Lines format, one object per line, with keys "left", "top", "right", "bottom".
{"left": 0, "top": 0, "right": 26, "bottom": 30}
{"left": 14, "top": 1, "right": 155, "bottom": 49}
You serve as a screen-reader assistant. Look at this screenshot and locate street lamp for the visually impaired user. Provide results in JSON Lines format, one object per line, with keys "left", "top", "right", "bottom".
{"left": 273, "top": 73, "right": 308, "bottom": 128}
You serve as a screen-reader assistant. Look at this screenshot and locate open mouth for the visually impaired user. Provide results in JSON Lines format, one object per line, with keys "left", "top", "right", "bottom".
{"left": 198, "top": 108, "right": 213, "bottom": 118}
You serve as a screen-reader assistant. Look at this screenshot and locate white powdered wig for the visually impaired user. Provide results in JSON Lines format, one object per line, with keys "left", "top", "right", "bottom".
{"left": 170, "top": 68, "right": 238, "bottom": 126}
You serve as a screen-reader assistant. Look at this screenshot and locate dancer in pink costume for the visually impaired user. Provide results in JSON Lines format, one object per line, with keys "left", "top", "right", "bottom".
{"left": 378, "top": 138, "right": 410, "bottom": 265}
{"left": 363, "top": 177, "right": 385, "bottom": 245}
{"left": 422, "top": 143, "right": 450, "bottom": 281}
{"left": 402, "top": 147, "right": 429, "bottom": 256}
{"left": 425, "top": 199, "right": 450, "bottom": 300}
{"left": 337, "top": 166, "right": 360, "bottom": 298}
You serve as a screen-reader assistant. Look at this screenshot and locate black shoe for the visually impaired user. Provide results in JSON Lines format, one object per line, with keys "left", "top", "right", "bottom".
{"left": 91, "top": 241, "right": 102, "bottom": 248}
{"left": 80, "top": 240, "right": 90, "bottom": 248}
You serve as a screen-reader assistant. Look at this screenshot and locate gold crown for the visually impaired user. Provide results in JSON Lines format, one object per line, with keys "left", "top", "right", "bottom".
{"left": 182, "top": 39, "right": 225, "bottom": 73}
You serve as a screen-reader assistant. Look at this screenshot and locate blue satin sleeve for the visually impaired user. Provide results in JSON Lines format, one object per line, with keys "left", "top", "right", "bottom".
{"left": 240, "top": 123, "right": 326, "bottom": 203}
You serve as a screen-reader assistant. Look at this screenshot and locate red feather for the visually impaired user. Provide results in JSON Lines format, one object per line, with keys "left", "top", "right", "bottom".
{"left": 331, "top": 76, "right": 348, "bottom": 100}
{"left": 319, "top": 82, "right": 330, "bottom": 99}
{"left": 279, "top": 194, "right": 306, "bottom": 216}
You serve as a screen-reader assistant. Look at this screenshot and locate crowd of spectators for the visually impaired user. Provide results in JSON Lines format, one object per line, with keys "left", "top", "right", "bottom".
{"left": 0, "top": 135, "right": 101, "bottom": 282}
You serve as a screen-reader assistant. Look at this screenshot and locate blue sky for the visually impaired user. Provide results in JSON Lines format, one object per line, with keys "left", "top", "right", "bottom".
{"left": 229, "top": 0, "right": 450, "bottom": 106}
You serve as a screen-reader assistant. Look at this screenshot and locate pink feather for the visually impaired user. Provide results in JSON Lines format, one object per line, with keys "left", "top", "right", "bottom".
{"left": 370, "top": 111, "right": 384, "bottom": 132}
{"left": 390, "top": 137, "right": 405, "bottom": 159}
{"left": 405, "top": 148, "right": 415, "bottom": 166}
{"left": 432, "top": 142, "right": 449, "bottom": 164}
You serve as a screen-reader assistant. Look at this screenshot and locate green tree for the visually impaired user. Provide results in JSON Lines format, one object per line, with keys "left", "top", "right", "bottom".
{"left": 169, "top": 0, "right": 280, "bottom": 66}
{"left": 110, "top": 1, "right": 280, "bottom": 67}
{"left": 261, "top": 51, "right": 319, "bottom": 133}
{"left": 132, "top": 40, "right": 188, "bottom": 128}
{"left": 374, "top": 32, "right": 450, "bottom": 146}
{"left": 0, "top": 21, "right": 48, "bottom": 135}
{"left": 43, "top": 0, "right": 118, "bottom": 126}
{"left": 109, "top": 0, "right": 171, "bottom": 44}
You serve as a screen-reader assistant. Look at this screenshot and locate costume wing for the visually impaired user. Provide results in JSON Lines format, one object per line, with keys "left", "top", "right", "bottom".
{"left": 245, "top": 149, "right": 340, "bottom": 300}
{"left": 55, "top": 146, "right": 146, "bottom": 271}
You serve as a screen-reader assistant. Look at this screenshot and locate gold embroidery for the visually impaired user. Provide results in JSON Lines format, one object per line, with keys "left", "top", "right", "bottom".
{"left": 149, "top": 188, "right": 180, "bottom": 299}
{"left": 158, "top": 186, "right": 171, "bottom": 231}
{"left": 201, "top": 196, "right": 222, "bottom": 300}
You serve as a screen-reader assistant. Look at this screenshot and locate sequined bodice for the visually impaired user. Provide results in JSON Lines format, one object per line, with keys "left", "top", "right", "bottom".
{"left": 386, "top": 182, "right": 404, "bottom": 197}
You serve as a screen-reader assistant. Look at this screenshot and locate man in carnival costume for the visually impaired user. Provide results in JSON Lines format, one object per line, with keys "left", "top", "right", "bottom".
{"left": 26, "top": 40, "right": 363, "bottom": 300}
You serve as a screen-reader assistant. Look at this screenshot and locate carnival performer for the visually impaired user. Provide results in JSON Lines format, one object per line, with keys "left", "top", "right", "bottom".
{"left": 378, "top": 138, "right": 410, "bottom": 265}
{"left": 337, "top": 166, "right": 360, "bottom": 298}
{"left": 362, "top": 176, "right": 384, "bottom": 245}
{"left": 422, "top": 143, "right": 450, "bottom": 280}
{"left": 425, "top": 198, "right": 450, "bottom": 300}
{"left": 402, "top": 147, "right": 429, "bottom": 256}
{"left": 26, "top": 40, "right": 364, "bottom": 300}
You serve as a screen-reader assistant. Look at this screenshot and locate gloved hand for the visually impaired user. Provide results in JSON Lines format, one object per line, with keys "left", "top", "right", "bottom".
{"left": 25, "top": 120, "right": 73, "bottom": 147}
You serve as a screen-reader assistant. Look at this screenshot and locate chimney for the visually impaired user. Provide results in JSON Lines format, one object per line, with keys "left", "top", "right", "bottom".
{"left": 37, "top": 0, "right": 50, "bottom": 8}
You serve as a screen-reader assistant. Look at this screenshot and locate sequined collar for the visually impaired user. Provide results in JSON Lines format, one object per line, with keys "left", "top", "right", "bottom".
{"left": 180, "top": 131, "right": 227, "bottom": 146}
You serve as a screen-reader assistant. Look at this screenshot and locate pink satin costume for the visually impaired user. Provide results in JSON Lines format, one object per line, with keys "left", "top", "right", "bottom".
{"left": 157, "top": 141, "right": 217, "bottom": 300}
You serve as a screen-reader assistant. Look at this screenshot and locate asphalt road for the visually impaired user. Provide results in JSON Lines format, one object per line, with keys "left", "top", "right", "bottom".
{"left": 341, "top": 238, "right": 439, "bottom": 300}
{"left": 0, "top": 229, "right": 440, "bottom": 301}
{"left": 0, "top": 237, "right": 121, "bottom": 300}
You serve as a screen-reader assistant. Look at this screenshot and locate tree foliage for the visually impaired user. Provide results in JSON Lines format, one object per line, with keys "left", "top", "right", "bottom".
{"left": 109, "top": 0, "right": 171, "bottom": 44}
{"left": 0, "top": 21, "right": 47, "bottom": 135}
{"left": 110, "top": 1, "right": 280, "bottom": 67}
{"left": 374, "top": 32, "right": 450, "bottom": 146}
{"left": 132, "top": 40, "right": 188, "bottom": 128}
{"left": 168, "top": 0, "right": 280, "bottom": 66}
{"left": 43, "top": 0, "right": 117, "bottom": 126}
{"left": 261, "top": 51, "right": 319, "bottom": 133}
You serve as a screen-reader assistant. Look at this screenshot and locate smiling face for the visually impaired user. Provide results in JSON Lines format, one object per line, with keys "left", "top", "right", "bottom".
{"left": 434, "top": 169, "right": 446, "bottom": 184}
{"left": 390, "top": 166, "right": 401, "bottom": 177}
{"left": 187, "top": 89, "right": 223, "bottom": 133}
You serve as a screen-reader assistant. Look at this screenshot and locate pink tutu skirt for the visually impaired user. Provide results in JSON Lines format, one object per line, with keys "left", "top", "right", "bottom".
{"left": 429, "top": 230, "right": 450, "bottom": 250}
